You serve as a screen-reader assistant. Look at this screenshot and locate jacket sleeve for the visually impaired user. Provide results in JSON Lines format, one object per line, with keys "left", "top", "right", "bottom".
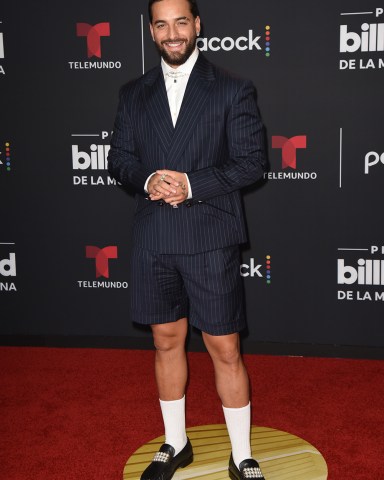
{"left": 187, "top": 80, "right": 266, "bottom": 201}
{"left": 107, "top": 86, "right": 153, "bottom": 193}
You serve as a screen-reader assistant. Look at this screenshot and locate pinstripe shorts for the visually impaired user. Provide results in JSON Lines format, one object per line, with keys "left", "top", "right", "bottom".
{"left": 129, "top": 245, "right": 246, "bottom": 335}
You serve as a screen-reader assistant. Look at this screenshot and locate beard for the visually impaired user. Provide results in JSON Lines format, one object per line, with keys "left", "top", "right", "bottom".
{"left": 155, "top": 35, "right": 197, "bottom": 66}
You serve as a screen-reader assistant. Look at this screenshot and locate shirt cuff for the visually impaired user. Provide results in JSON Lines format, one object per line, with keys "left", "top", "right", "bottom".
{"left": 185, "top": 173, "right": 192, "bottom": 199}
{"left": 144, "top": 173, "right": 156, "bottom": 193}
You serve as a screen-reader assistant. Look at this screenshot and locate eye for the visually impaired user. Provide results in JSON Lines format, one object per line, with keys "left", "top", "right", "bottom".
{"left": 156, "top": 23, "right": 166, "bottom": 29}
{"left": 177, "top": 20, "right": 188, "bottom": 26}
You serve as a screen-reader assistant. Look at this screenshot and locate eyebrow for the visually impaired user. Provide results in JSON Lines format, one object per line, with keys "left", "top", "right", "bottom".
{"left": 154, "top": 16, "right": 190, "bottom": 25}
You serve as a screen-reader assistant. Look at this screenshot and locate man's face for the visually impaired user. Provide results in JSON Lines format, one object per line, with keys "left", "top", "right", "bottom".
{"left": 149, "top": 0, "right": 200, "bottom": 67}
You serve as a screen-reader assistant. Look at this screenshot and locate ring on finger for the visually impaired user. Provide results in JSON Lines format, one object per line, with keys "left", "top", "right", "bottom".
{"left": 160, "top": 173, "right": 167, "bottom": 181}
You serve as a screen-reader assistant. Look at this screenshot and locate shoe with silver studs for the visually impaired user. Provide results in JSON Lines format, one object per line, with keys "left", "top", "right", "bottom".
{"left": 228, "top": 453, "right": 265, "bottom": 480}
{"left": 140, "top": 438, "right": 193, "bottom": 480}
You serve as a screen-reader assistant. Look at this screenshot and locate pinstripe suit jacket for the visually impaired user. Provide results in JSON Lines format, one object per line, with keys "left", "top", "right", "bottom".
{"left": 108, "top": 54, "right": 266, "bottom": 254}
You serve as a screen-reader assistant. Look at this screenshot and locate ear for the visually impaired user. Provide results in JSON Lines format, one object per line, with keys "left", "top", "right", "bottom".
{"left": 195, "top": 16, "right": 201, "bottom": 35}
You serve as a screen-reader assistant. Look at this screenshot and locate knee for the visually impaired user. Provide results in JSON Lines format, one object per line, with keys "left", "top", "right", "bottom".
{"left": 152, "top": 323, "right": 187, "bottom": 354}
{"left": 203, "top": 333, "right": 242, "bottom": 367}
{"left": 153, "top": 333, "right": 181, "bottom": 353}
{"left": 212, "top": 346, "right": 242, "bottom": 366}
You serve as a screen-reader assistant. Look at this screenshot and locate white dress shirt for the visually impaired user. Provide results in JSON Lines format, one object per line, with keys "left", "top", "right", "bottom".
{"left": 162, "top": 47, "right": 199, "bottom": 127}
{"left": 144, "top": 48, "right": 200, "bottom": 198}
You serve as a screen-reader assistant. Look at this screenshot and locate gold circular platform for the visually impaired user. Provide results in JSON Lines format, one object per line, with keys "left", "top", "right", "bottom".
{"left": 124, "top": 424, "right": 328, "bottom": 479}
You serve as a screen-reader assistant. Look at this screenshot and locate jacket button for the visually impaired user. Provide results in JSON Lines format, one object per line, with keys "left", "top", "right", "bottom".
{"left": 185, "top": 201, "right": 191, "bottom": 207}
{"left": 157, "top": 201, "right": 164, "bottom": 206}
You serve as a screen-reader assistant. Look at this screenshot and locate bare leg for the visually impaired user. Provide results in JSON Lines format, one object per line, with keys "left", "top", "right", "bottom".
{"left": 202, "top": 331, "right": 249, "bottom": 407}
{"left": 151, "top": 317, "right": 189, "bottom": 400}
{"left": 140, "top": 318, "right": 192, "bottom": 479}
{"left": 203, "top": 331, "right": 254, "bottom": 470}
{"left": 150, "top": 318, "right": 189, "bottom": 455}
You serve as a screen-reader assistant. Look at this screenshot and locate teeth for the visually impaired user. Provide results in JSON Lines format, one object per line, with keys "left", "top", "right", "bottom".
{"left": 166, "top": 42, "right": 183, "bottom": 46}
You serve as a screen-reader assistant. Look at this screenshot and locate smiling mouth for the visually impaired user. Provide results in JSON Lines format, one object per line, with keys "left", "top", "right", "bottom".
{"left": 162, "top": 39, "right": 186, "bottom": 48}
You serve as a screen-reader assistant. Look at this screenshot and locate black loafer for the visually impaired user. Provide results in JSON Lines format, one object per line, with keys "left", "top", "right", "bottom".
{"left": 140, "top": 438, "right": 193, "bottom": 480}
{"left": 229, "top": 453, "right": 265, "bottom": 480}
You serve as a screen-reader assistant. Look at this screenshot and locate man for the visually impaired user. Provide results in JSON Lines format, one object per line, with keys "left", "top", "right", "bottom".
{"left": 108, "top": 0, "right": 267, "bottom": 479}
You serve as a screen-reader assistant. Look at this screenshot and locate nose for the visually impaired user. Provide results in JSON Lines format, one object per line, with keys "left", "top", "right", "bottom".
{"left": 168, "top": 24, "right": 179, "bottom": 39}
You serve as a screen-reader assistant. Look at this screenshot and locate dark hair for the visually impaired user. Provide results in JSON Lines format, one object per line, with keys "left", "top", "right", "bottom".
{"left": 148, "top": 0, "right": 200, "bottom": 23}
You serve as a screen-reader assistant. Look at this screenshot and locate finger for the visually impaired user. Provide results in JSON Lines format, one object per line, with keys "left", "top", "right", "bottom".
{"left": 153, "top": 182, "right": 177, "bottom": 196}
{"left": 155, "top": 174, "right": 178, "bottom": 192}
{"left": 156, "top": 170, "right": 179, "bottom": 186}
{"left": 149, "top": 192, "right": 163, "bottom": 200}
{"left": 162, "top": 185, "right": 178, "bottom": 195}
{"left": 170, "top": 198, "right": 186, "bottom": 206}
{"left": 148, "top": 173, "right": 175, "bottom": 192}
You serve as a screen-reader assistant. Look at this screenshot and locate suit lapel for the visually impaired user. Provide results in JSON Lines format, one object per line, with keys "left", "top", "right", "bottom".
{"left": 165, "top": 55, "right": 216, "bottom": 169}
{"left": 143, "top": 66, "right": 174, "bottom": 155}
{"left": 142, "top": 56, "right": 216, "bottom": 166}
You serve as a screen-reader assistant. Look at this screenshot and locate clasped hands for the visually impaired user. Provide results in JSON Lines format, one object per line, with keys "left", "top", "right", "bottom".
{"left": 147, "top": 169, "right": 188, "bottom": 206}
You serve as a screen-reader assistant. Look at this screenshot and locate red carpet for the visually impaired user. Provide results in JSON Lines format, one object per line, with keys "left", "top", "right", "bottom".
{"left": 0, "top": 347, "right": 383, "bottom": 479}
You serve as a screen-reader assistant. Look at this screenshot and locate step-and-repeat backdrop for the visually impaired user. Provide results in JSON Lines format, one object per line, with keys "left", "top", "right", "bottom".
{"left": 1, "top": 0, "right": 383, "bottom": 350}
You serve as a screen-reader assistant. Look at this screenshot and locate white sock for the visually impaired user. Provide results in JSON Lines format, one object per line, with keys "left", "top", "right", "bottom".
{"left": 223, "top": 402, "right": 252, "bottom": 469}
{"left": 159, "top": 395, "right": 188, "bottom": 456}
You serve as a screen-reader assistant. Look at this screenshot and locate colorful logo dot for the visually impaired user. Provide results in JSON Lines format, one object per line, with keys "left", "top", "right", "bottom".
{"left": 3, "top": 142, "right": 11, "bottom": 172}
{"left": 265, "top": 25, "right": 271, "bottom": 57}
{"left": 265, "top": 255, "right": 271, "bottom": 284}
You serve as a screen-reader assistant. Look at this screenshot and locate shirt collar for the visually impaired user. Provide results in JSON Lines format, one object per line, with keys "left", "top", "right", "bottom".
{"left": 161, "top": 47, "right": 199, "bottom": 77}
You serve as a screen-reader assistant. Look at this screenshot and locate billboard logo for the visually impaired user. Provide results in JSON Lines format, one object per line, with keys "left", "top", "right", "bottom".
{"left": 72, "top": 144, "right": 110, "bottom": 170}
{"left": 197, "top": 25, "right": 271, "bottom": 57}
{"left": 339, "top": 9, "right": 384, "bottom": 70}
{"left": 338, "top": 258, "right": 384, "bottom": 285}
{"left": 86, "top": 245, "right": 117, "bottom": 278}
{"left": 337, "top": 245, "right": 384, "bottom": 302}
{"left": 0, "top": 253, "right": 16, "bottom": 277}
{"left": 340, "top": 23, "right": 384, "bottom": 53}
{"left": 71, "top": 132, "right": 118, "bottom": 187}
{"left": 76, "top": 22, "right": 110, "bottom": 58}
{"left": 365, "top": 151, "right": 384, "bottom": 174}
{"left": 0, "top": 245, "right": 17, "bottom": 293}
